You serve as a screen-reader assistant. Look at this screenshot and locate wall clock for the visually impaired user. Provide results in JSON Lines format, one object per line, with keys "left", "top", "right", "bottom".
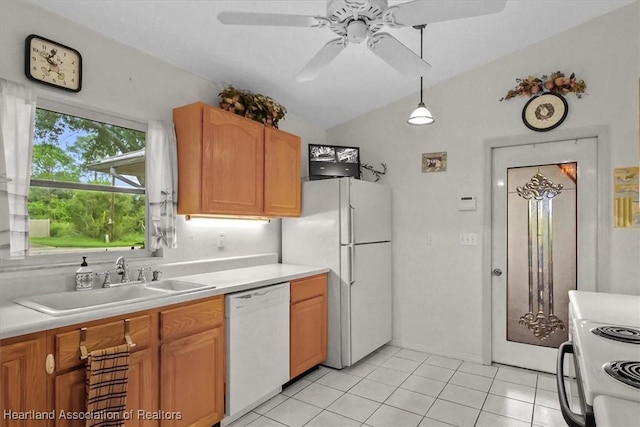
{"left": 24, "top": 34, "right": 82, "bottom": 92}
{"left": 522, "top": 92, "right": 568, "bottom": 132}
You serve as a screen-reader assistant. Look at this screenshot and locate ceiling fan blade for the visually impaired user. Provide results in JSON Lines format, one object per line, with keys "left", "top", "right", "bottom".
{"left": 367, "top": 33, "right": 431, "bottom": 76}
{"left": 218, "top": 11, "right": 325, "bottom": 28}
{"left": 388, "top": 0, "right": 507, "bottom": 27}
{"left": 296, "top": 38, "right": 347, "bottom": 82}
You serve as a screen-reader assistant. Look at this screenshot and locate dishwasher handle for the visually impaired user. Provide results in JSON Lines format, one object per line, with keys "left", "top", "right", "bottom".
{"left": 557, "top": 342, "right": 586, "bottom": 427}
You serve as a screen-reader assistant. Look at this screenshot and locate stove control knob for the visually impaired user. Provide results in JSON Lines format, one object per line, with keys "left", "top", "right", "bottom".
{"left": 492, "top": 268, "right": 503, "bottom": 277}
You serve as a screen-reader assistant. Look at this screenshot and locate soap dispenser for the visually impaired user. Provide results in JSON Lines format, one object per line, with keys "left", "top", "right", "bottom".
{"left": 75, "top": 256, "right": 94, "bottom": 291}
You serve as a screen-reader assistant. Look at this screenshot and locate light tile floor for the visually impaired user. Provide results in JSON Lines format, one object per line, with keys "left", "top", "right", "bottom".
{"left": 228, "top": 345, "right": 574, "bottom": 427}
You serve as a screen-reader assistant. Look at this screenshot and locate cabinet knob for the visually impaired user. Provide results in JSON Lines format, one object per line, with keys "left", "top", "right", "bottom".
{"left": 45, "top": 353, "right": 55, "bottom": 374}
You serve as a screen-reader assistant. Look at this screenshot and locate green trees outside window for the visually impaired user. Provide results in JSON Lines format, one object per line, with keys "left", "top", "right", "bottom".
{"left": 28, "top": 108, "right": 146, "bottom": 254}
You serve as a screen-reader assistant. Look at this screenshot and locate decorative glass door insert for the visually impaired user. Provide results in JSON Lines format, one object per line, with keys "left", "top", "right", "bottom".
{"left": 506, "top": 163, "right": 576, "bottom": 348}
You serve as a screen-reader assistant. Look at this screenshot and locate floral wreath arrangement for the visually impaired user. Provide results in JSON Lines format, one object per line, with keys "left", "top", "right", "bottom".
{"left": 500, "top": 71, "right": 587, "bottom": 101}
{"left": 219, "top": 86, "right": 287, "bottom": 128}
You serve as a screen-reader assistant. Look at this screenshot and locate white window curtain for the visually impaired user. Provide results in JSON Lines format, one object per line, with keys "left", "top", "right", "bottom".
{"left": 146, "top": 119, "right": 178, "bottom": 251}
{"left": 0, "top": 79, "right": 36, "bottom": 259}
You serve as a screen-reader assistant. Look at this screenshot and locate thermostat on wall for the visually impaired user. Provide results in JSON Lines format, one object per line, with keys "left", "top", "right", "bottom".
{"left": 459, "top": 196, "right": 477, "bottom": 211}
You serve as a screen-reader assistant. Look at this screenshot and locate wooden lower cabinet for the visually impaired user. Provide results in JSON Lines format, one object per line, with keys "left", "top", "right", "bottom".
{"left": 2, "top": 277, "right": 325, "bottom": 425}
{"left": 54, "top": 348, "right": 157, "bottom": 427}
{"left": 54, "top": 368, "right": 85, "bottom": 427}
{"left": 159, "top": 296, "right": 225, "bottom": 427}
{"left": 0, "top": 332, "right": 49, "bottom": 427}
{"left": 160, "top": 327, "right": 224, "bottom": 427}
{"left": 0, "top": 295, "right": 225, "bottom": 427}
{"left": 289, "top": 274, "right": 328, "bottom": 379}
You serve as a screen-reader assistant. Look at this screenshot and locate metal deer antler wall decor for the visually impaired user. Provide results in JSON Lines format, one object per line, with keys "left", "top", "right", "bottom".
{"left": 517, "top": 172, "right": 566, "bottom": 340}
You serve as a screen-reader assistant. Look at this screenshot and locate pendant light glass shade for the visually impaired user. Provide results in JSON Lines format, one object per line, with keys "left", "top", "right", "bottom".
{"left": 408, "top": 102, "right": 434, "bottom": 125}
{"left": 407, "top": 25, "right": 434, "bottom": 126}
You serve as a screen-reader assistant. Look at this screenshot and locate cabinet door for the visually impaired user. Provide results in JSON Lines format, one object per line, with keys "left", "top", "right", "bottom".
{"left": 160, "top": 327, "right": 224, "bottom": 427}
{"left": 54, "top": 368, "right": 84, "bottom": 427}
{"left": 124, "top": 348, "right": 158, "bottom": 427}
{"left": 290, "top": 295, "right": 327, "bottom": 378}
{"left": 264, "top": 127, "right": 301, "bottom": 217}
{"left": 54, "top": 349, "right": 157, "bottom": 427}
{"left": 0, "top": 333, "right": 48, "bottom": 427}
{"left": 201, "top": 107, "right": 264, "bottom": 215}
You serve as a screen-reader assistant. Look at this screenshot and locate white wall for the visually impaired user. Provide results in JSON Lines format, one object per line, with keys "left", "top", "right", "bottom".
{"left": 0, "top": 1, "right": 325, "bottom": 270}
{"left": 327, "top": 3, "right": 640, "bottom": 362}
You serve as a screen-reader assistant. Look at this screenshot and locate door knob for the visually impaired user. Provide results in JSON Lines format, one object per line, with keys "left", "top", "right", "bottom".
{"left": 492, "top": 268, "right": 503, "bottom": 276}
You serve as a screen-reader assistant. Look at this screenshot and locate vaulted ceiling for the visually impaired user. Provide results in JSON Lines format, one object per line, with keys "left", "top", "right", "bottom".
{"left": 28, "top": 0, "right": 635, "bottom": 128}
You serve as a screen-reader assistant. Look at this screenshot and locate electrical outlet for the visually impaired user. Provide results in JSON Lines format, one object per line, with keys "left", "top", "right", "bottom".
{"left": 217, "top": 232, "right": 225, "bottom": 248}
{"left": 459, "top": 233, "right": 479, "bottom": 246}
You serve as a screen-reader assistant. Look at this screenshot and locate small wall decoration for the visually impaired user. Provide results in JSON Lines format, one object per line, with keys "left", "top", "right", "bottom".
{"left": 422, "top": 152, "right": 447, "bottom": 173}
{"left": 613, "top": 167, "right": 639, "bottom": 228}
{"left": 522, "top": 93, "right": 568, "bottom": 132}
{"left": 500, "top": 71, "right": 587, "bottom": 132}
{"left": 500, "top": 71, "right": 587, "bottom": 101}
{"left": 219, "top": 86, "right": 286, "bottom": 128}
{"left": 360, "top": 163, "right": 387, "bottom": 182}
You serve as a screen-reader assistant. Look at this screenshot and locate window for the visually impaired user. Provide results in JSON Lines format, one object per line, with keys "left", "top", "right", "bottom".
{"left": 27, "top": 102, "right": 147, "bottom": 257}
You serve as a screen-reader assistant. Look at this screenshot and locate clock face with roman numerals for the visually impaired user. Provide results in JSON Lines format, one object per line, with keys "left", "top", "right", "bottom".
{"left": 25, "top": 34, "right": 82, "bottom": 92}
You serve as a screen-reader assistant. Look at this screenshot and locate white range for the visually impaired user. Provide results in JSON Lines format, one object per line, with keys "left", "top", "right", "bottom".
{"left": 557, "top": 291, "right": 640, "bottom": 427}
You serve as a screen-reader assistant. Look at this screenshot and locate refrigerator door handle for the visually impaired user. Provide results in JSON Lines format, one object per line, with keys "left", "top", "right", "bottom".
{"left": 349, "top": 204, "right": 355, "bottom": 245}
{"left": 349, "top": 245, "right": 355, "bottom": 285}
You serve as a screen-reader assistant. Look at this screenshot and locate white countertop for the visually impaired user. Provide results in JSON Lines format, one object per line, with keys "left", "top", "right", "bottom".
{"left": 569, "top": 290, "right": 640, "bottom": 326}
{"left": 0, "top": 263, "right": 329, "bottom": 339}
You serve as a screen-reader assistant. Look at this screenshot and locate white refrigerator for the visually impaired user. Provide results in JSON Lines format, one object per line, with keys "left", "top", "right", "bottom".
{"left": 282, "top": 177, "right": 392, "bottom": 369}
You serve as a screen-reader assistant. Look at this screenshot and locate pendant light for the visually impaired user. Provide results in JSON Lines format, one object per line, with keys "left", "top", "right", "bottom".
{"left": 407, "top": 24, "right": 434, "bottom": 126}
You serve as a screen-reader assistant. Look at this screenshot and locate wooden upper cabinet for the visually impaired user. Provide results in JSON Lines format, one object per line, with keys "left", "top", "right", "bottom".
{"left": 201, "top": 108, "right": 264, "bottom": 215}
{"left": 173, "top": 102, "right": 300, "bottom": 218}
{"left": 264, "top": 127, "right": 301, "bottom": 217}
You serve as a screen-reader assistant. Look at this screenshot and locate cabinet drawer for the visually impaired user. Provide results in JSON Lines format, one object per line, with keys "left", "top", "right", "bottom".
{"left": 291, "top": 274, "right": 327, "bottom": 304}
{"left": 160, "top": 297, "right": 224, "bottom": 341}
{"left": 55, "top": 314, "right": 152, "bottom": 372}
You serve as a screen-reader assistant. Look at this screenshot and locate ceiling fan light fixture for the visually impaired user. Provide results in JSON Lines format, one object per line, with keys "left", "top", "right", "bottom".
{"left": 347, "top": 20, "right": 368, "bottom": 44}
{"left": 408, "top": 102, "right": 434, "bottom": 125}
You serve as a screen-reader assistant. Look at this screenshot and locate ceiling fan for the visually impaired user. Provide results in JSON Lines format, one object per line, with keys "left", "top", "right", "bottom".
{"left": 218, "top": 0, "right": 507, "bottom": 81}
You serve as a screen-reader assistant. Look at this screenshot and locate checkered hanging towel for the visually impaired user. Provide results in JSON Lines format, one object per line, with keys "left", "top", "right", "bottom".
{"left": 85, "top": 344, "right": 130, "bottom": 427}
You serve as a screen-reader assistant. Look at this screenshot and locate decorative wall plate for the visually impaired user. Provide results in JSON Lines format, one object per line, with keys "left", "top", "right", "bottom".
{"left": 522, "top": 93, "right": 568, "bottom": 132}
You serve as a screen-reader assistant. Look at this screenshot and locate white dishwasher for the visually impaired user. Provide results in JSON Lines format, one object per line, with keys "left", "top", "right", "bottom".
{"left": 224, "top": 282, "right": 290, "bottom": 423}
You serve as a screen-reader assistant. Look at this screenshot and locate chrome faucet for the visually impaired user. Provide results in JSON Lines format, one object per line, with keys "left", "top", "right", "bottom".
{"left": 115, "top": 256, "right": 131, "bottom": 283}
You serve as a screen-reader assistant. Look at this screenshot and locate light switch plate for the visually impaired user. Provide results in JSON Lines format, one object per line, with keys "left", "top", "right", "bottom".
{"left": 427, "top": 233, "right": 435, "bottom": 245}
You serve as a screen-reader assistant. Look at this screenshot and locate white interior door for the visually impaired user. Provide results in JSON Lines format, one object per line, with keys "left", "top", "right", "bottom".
{"left": 491, "top": 138, "right": 598, "bottom": 373}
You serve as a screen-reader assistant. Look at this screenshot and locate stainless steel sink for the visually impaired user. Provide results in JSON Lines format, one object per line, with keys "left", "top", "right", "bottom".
{"left": 145, "top": 279, "right": 211, "bottom": 293}
{"left": 13, "top": 284, "right": 168, "bottom": 316}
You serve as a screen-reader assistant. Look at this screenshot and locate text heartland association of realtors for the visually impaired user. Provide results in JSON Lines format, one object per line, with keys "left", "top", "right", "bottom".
{"left": 3, "top": 410, "right": 183, "bottom": 421}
